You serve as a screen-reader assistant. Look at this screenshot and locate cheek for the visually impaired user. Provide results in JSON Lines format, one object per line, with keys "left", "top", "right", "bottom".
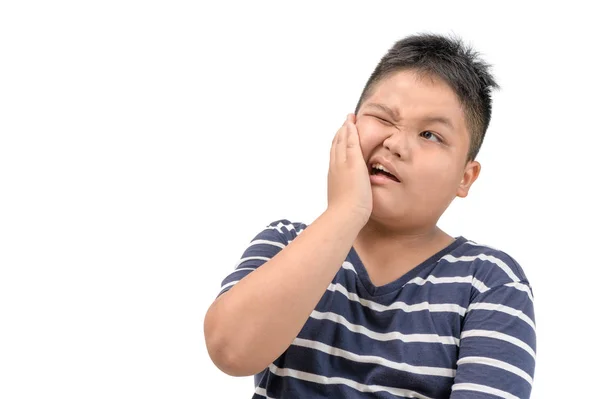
{"left": 410, "top": 149, "right": 456, "bottom": 178}
{"left": 417, "top": 156, "right": 461, "bottom": 187}
{"left": 356, "top": 120, "right": 383, "bottom": 158}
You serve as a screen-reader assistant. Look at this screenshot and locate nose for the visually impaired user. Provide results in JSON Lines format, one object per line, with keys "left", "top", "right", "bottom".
{"left": 382, "top": 128, "right": 410, "bottom": 159}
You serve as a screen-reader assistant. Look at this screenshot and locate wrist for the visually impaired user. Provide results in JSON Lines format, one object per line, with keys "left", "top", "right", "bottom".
{"left": 323, "top": 206, "right": 370, "bottom": 232}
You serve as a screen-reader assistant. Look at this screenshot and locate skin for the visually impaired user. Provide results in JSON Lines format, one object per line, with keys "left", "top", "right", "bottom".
{"left": 205, "top": 115, "right": 372, "bottom": 376}
{"left": 351, "top": 69, "right": 481, "bottom": 285}
{"left": 203, "top": 69, "right": 482, "bottom": 376}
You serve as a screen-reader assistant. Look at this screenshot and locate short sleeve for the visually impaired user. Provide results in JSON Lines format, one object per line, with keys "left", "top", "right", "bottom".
{"left": 450, "top": 279, "right": 536, "bottom": 398}
{"left": 216, "top": 219, "right": 306, "bottom": 298}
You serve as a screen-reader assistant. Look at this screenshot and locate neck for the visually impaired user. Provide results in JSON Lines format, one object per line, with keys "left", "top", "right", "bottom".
{"left": 355, "top": 219, "right": 454, "bottom": 263}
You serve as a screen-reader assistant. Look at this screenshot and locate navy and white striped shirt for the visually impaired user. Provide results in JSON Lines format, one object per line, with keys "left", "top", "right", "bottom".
{"left": 217, "top": 220, "right": 536, "bottom": 399}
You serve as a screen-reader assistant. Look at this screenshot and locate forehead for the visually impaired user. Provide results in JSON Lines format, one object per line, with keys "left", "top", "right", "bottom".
{"left": 362, "top": 69, "right": 468, "bottom": 131}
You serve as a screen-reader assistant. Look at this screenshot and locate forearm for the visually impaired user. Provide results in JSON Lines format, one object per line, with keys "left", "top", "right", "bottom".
{"left": 204, "top": 209, "right": 365, "bottom": 376}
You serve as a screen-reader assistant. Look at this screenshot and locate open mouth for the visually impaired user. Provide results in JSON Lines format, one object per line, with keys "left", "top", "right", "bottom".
{"left": 370, "top": 163, "right": 400, "bottom": 182}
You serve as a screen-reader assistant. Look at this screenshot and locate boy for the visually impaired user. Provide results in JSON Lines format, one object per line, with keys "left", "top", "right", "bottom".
{"left": 204, "top": 33, "right": 536, "bottom": 399}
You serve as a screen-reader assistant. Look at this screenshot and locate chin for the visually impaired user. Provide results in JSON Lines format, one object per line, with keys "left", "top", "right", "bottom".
{"left": 370, "top": 201, "right": 407, "bottom": 222}
{"left": 372, "top": 192, "right": 403, "bottom": 211}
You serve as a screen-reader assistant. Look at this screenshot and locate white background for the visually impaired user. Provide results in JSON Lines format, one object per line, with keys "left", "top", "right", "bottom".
{"left": 1, "top": 1, "right": 598, "bottom": 398}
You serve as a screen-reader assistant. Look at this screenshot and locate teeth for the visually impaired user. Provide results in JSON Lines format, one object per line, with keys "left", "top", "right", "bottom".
{"left": 372, "top": 163, "right": 392, "bottom": 175}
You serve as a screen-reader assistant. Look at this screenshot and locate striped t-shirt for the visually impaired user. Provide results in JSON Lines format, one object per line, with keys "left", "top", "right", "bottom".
{"left": 217, "top": 220, "right": 536, "bottom": 399}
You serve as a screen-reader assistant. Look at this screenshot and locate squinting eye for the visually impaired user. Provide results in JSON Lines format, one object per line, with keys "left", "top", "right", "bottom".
{"left": 421, "top": 131, "right": 442, "bottom": 143}
{"left": 371, "top": 115, "right": 392, "bottom": 125}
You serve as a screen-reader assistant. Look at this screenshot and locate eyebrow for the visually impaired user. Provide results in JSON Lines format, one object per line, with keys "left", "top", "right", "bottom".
{"left": 421, "top": 115, "right": 455, "bottom": 131}
{"left": 363, "top": 102, "right": 455, "bottom": 131}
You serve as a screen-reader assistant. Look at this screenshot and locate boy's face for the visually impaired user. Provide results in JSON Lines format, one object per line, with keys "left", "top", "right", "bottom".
{"left": 355, "top": 69, "right": 480, "bottom": 230}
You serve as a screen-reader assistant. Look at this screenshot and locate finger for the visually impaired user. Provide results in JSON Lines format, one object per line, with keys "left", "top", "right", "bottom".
{"left": 347, "top": 115, "right": 368, "bottom": 170}
{"left": 330, "top": 133, "right": 336, "bottom": 166}
{"left": 330, "top": 124, "right": 343, "bottom": 166}
{"left": 346, "top": 114, "right": 361, "bottom": 157}
{"left": 336, "top": 115, "right": 351, "bottom": 163}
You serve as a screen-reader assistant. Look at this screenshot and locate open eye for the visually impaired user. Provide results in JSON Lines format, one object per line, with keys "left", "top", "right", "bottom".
{"left": 420, "top": 131, "right": 442, "bottom": 143}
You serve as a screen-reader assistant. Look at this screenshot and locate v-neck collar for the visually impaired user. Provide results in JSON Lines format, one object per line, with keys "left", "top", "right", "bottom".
{"left": 347, "top": 236, "right": 467, "bottom": 297}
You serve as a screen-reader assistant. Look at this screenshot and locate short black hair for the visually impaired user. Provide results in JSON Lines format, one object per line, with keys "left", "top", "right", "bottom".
{"left": 354, "top": 33, "right": 499, "bottom": 161}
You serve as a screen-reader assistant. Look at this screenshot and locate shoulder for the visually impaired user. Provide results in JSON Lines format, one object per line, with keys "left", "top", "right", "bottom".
{"left": 445, "top": 237, "right": 532, "bottom": 292}
{"left": 265, "top": 219, "right": 308, "bottom": 236}
{"left": 251, "top": 219, "right": 308, "bottom": 243}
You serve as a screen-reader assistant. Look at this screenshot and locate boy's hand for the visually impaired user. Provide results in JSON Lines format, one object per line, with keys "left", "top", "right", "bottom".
{"left": 327, "top": 113, "right": 372, "bottom": 225}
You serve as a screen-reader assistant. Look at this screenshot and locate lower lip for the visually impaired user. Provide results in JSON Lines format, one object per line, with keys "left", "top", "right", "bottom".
{"left": 370, "top": 174, "right": 401, "bottom": 185}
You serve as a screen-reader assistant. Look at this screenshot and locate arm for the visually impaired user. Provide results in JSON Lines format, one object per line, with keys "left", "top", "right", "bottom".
{"left": 204, "top": 114, "right": 372, "bottom": 377}
{"left": 204, "top": 210, "right": 364, "bottom": 376}
{"left": 450, "top": 282, "right": 536, "bottom": 398}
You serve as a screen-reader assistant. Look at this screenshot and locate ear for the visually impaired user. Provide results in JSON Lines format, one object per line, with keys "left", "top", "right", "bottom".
{"left": 456, "top": 160, "right": 481, "bottom": 198}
